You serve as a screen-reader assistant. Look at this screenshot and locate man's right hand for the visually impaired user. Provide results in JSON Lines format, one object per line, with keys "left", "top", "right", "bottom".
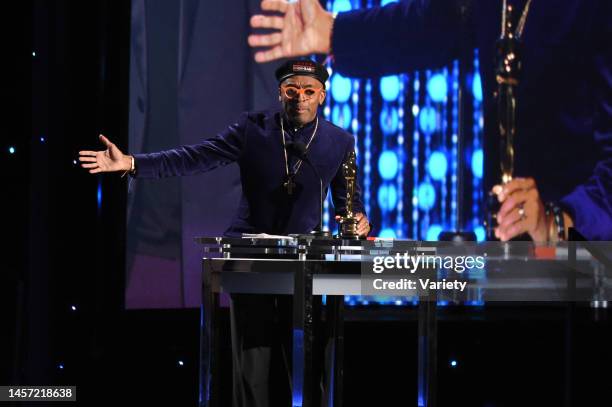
{"left": 79, "top": 134, "right": 132, "bottom": 174}
{"left": 248, "top": 0, "right": 334, "bottom": 63}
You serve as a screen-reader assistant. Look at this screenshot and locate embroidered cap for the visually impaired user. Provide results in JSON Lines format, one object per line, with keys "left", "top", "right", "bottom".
{"left": 275, "top": 59, "right": 329, "bottom": 88}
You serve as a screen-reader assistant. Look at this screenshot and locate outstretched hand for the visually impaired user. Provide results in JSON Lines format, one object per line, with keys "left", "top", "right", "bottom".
{"left": 248, "top": 0, "right": 334, "bottom": 63}
{"left": 78, "top": 134, "right": 132, "bottom": 174}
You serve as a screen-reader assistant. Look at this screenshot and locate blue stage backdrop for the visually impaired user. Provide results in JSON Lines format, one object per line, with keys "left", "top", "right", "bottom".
{"left": 126, "top": 0, "right": 484, "bottom": 309}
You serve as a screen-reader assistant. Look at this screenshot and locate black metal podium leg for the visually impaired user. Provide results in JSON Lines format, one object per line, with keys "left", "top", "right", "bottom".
{"left": 564, "top": 241, "right": 576, "bottom": 407}
{"left": 417, "top": 294, "right": 437, "bottom": 407}
{"left": 200, "top": 258, "right": 219, "bottom": 407}
{"left": 323, "top": 295, "right": 344, "bottom": 407}
{"left": 293, "top": 261, "right": 315, "bottom": 406}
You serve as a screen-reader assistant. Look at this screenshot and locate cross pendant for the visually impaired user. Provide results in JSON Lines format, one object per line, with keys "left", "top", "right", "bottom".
{"left": 283, "top": 175, "right": 296, "bottom": 195}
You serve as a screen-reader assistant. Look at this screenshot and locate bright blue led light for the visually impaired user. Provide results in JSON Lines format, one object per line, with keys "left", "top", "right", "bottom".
{"left": 97, "top": 182, "right": 102, "bottom": 209}
{"left": 378, "top": 228, "right": 397, "bottom": 238}
{"left": 427, "top": 151, "right": 448, "bottom": 181}
{"left": 450, "top": 360, "right": 457, "bottom": 367}
{"left": 378, "top": 150, "right": 399, "bottom": 180}
{"left": 331, "top": 73, "right": 352, "bottom": 103}
{"left": 418, "top": 106, "right": 437, "bottom": 133}
{"left": 427, "top": 73, "right": 447, "bottom": 102}
{"left": 426, "top": 224, "right": 443, "bottom": 241}
{"left": 472, "top": 73, "right": 483, "bottom": 102}
{"left": 332, "top": 0, "right": 352, "bottom": 13}
{"left": 378, "top": 184, "right": 398, "bottom": 211}
{"left": 9, "top": 146, "right": 15, "bottom": 154}
{"left": 471, "top": 149, "right": 483, "bottom": 178}
{"left": 381, "top": 0, "right": 398, "bottom": 5}
{"left": 380, "top": 75, "right": 400, "bottom": 102}
{"left": 474, "top": 226, "right": 485, "bottom": 242}
{"left": 332, "top": 104, "right": 352, "bottom": 129}
{"left": 417, "top": 182, "right": 436, "bottom": 210}
{"left": 58, "top": 364, "right": 64, "bottom": 370}
{"left": 379, "top": 105, "right": 399, "bottom": 135}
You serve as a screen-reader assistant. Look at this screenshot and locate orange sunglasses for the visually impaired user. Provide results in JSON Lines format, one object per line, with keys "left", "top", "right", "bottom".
{"left": 281, "top": 85, "right": 323, "bottom": 99}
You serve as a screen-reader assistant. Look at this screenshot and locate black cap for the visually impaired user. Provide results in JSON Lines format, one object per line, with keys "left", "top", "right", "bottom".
{"left": 275, "top": 59, "right": 329, "bottom": 88}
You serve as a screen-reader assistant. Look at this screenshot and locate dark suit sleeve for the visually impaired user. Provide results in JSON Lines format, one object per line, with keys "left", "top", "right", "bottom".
{"left": 559, "top": 1, "right": 612, "bottom": 240}
{"left": 330, "top": 135, "right": 366, "bottom": 217}
{"left": 331, "top": 0, "right": 472, "bottom": 77}
{"left": 132, "top": 112, "right": 248, "bottom": 178}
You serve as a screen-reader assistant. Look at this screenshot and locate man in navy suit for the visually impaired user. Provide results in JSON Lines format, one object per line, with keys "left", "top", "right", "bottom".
{"left": 80, "top": 59, "right": 370, "bottom": 406}
{"left": 249, "top": 0, "right": 612, "bottom": 242}
{"left": 80, "top": 59, "right": 370, "bottom": 238}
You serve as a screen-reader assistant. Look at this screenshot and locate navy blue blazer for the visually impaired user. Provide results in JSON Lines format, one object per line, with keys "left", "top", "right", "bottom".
{"left": 332, "top": 0, "right": 612, "bottom": 240}
{"left": 133, "top": 110, "right": 365, "bottom": 236}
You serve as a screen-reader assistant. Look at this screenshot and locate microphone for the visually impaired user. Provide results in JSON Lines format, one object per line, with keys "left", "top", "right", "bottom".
{"left": 286, "top": 141, "right": 306, "bottom": 159}
{"left": 286, "top": 141, "right": 331, "bottom": 238}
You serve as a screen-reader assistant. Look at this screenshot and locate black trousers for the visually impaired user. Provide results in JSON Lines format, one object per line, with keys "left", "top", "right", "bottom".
{"left": 230, "top": 294, "right": 293, "bottom": 407}
{"left": 229, "top": 294, "right": 330, "bottom": 407}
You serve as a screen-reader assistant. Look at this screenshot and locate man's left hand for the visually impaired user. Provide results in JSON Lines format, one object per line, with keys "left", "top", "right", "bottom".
{"left": 335, "top": 212, "right": 371, "bottom": 237}
{"left": 355, "top": 212, "right": 371, "bottom": 237}
{"left": 492, "top": 177, "right": 548, "bottom": 242}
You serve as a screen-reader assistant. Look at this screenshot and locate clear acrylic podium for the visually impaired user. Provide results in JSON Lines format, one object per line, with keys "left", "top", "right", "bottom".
{"left": 196, "top": 237, "right": 612, "bottom": 407}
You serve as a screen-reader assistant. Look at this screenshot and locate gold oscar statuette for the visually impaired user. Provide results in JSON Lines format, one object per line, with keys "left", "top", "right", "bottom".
{"left": 336, "top": 151, "right": 360, "bottom": 239}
